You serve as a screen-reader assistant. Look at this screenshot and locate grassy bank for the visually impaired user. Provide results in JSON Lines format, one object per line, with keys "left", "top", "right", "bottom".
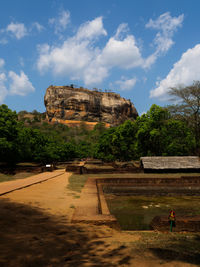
{"left": 0, "top": 172, "right": 36, "bottom": 183}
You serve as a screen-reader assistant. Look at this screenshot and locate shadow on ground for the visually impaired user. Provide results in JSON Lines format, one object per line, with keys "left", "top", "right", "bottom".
{"left": 150, "top": 247, "right": 200, "bottom": 265}
{"left": 0, "top": 198, "right": 128, "bottom": 267}
{"left": 1, "top": 198, "right": 200, "bottom": 266}
{"left": 148, "top": 233, "right": 200, "bottom": 266}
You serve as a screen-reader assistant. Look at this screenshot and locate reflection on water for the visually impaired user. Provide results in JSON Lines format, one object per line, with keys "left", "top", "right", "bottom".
{"left": 104, "top": 194, "right": 200, "bottom": 230}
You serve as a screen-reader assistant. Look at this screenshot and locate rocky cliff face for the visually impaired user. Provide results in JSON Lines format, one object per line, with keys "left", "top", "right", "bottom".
{"left": 44, "top": 85, "right": 138, "bottom": 126}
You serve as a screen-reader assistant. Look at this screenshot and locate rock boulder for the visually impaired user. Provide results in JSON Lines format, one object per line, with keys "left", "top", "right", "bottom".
{"left": 44, "top": 85, "right": 138, "bottom": 127}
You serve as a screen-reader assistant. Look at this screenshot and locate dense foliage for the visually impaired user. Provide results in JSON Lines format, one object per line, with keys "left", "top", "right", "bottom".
{"left": 167, "top": 81, "right": 200, "bottom": 153}
{"left": 95, "top": 104, "right": 196, "bottom": 161}
{"left": 0, "top": 105, "right": 20, "bottom": 165}
{"left": 0, "top": 103, "right": 197, "bottom": 165}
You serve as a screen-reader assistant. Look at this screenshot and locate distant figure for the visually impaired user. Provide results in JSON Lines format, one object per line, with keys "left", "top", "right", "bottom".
{"left": 169, "top": 210, "right": 176, "bottom": 231}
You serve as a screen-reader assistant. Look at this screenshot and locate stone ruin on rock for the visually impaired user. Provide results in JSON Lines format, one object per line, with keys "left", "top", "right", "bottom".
{"left": 44, "top": 85, "right": 138, "bottom": 127}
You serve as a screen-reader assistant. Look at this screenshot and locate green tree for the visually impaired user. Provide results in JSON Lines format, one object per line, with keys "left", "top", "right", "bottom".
{"left": 94, "top": 127, "right": 116, "bottom": 161}
{"left": 162, "top": 119, "right": 195, "bottom": 155}
{"left": 17, "top": 128, "right": 48, "bottom": 162}
{"left": 110, "top": 120, "right": 138, "bottom": 160}
{"left": 0, "top": 105, "right": 21, "bottom": 165}
{"left": 95, "top": 120, "right": 138, "bottom": 161}
{"left": 136, "top": 105, "right": 195, "bottom": 156}
{"left": 135, "top": 105, "right": 170, "bottom": 156}
{"left": 168, "top": 81, "right": 200, "bottom": 153}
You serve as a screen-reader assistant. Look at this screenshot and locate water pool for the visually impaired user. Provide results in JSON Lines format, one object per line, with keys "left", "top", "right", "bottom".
{"left": 104, "top": 194, "right": 200, "bottom": 230}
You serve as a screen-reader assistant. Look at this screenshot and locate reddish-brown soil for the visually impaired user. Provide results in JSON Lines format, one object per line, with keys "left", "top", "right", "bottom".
{"left": 0, "top": 172, "right": 199, "bottom": 266}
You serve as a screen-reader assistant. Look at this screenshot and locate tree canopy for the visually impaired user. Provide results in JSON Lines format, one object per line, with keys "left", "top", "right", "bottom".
{"left": 95, "top": 104, "right": 195, "bottom": 161}
{"left": 0, "top": 105, "right": 21, "bottom": 165}
{"left": 0, "top": 104, "right": 197, "bottom": 165}
{"left": 167, "top": 81, "right": 200, "bottom": 153}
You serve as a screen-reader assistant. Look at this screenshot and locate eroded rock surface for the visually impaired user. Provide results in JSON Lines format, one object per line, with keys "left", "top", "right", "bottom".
{"left": 44, "top": 85, "right": 138, "bottom": 126}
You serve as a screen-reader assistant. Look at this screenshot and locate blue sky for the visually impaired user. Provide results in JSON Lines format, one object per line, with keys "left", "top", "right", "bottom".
{"left": 1, "top": 0, "right": 200, "bottom": 115}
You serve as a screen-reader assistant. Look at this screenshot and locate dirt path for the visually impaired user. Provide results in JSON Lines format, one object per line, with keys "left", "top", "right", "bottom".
{"left": 0, "top": 171, "right": 80, "bottom": 223}
{"left": 0, "top": 172, "right": 199, "bottom": 266}
{"left": 0, "top": 170, "right": 65, "bottom": 196}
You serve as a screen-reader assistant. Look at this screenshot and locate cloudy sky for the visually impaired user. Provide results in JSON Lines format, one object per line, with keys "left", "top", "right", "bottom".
{"left": 1, "top": 0, "right": 200, "bottom": 114}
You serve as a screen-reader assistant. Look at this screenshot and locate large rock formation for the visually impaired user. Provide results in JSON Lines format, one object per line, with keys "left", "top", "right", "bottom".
{"left": 44, "top": 85, "right": 138, "bottom": 127}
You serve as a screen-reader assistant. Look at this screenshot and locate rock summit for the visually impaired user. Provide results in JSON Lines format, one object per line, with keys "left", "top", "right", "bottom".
{"left": 44, "top": 85, "right": 138, "bottom": 127}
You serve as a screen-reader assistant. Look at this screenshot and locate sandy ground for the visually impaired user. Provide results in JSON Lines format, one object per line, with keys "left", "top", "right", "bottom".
{"left": 1, "top": 171, "right": 77, "bottom": 224}
{"left": 0, "top": 171, "right": 199, "bottom": 266}
{"left": 0, "top": 170, "right": 65, "bottom": 195}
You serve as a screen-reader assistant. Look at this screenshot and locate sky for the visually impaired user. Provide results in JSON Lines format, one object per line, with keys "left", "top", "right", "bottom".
{"left": 1, "top": 0, "right": 200, "bottom": 115}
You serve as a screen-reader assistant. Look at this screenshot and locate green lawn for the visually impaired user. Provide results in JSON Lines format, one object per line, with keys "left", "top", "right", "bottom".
{"left": 0, "top": 172, "right": 35, "bottom": 183}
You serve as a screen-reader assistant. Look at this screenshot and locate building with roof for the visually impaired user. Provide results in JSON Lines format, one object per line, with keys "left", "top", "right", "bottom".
{"left": 140, "top": 156, "right": 200, "bottom": 173}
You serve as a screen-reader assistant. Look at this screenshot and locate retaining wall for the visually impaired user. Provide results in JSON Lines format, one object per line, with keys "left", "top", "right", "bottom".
{"left": 71, "top": 177, "right": 119, "bottom": 228}
{"left": 71, "top": 175, "right": 200, "bottom": 230}
{"left": 151, "top": 216, "right": 200, "bottom": 232}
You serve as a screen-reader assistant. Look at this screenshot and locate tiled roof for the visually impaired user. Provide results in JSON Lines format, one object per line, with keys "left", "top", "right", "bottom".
{"left": 140, "top": 156, "right": 200, "bottom": 170}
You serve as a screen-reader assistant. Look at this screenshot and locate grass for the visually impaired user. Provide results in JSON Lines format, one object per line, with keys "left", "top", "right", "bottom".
{"left": 0, "top": 172, "right": 35, "bottom": 183}
{"left": 74, "top": 195, "right": 80, "bottom": 198}
{"left": 128, "top": 231, "right": 200, "bottom": 264}
{"left": 67, "top": 174, "right": 89, "bottom": 192}
{"left": 66, "top": 172, "right": 148, "bottom": 193}
{"left": 84, "top": 164, "right": 114, "bottom": 170}
{"left": 66, "top": 172, "right": 129, "bottom": 193}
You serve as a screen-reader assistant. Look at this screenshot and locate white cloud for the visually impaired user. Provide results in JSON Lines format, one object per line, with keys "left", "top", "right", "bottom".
{"left": 146, "top": 12, "right": 184, "bottom": 32}
{"left": 49, "top": 10, "right": 70, "bottom": 34}
{"left": 153, "top": 32, "right": 174, "bottom": 53}
{"left": 76, "top": 16, "right": 107, "bottom": 40}
{"left": 0, "top": 59, "right": 7, "bottom": 103}
{"left": 32, "top": 22, "right": 45, "bottom": 32}
{"left": 115, "top": 76, "right": 137, "bottom": 90}
{"left": 151, "top": 44, "right": 200, "bottom": 99}
{"left": 98, "top": 35, "right": 143, "bottom": 69}
{"left": 0, "top": 72, "right": 8, "bottom": 103}
{"left": 83, "top": 64, "right": 108, "bottom": 85}
{"left": 0, "top": 58, "right": 34, "bottom": 102}
{"left": 37, "top": 39, "right": 93, "bottom": 76}
{"left": 37, "top": 17, "right": 108, "bottom": 84}
{"left": 82, "top": 23, "right": 143, "bottom": 84}
{"left": 145, "top": 12, "right": 184, "bottom": 67}
{"left": 0, "top": 21, "right": 43, "bottom": 43}
{"left": 97, "top": 23, "right": 143, "bottom": 69}
{"left": 9, "top": 71, "right": 35, "bottom": 96}
{"left": 0, "top": 58, "right": 5, "bottom": 68}
{"left": 6, "top": 22, "right": 27, "bottom": 39}
{"left": 143, "top": 53, "right": 157, "bottom": 68}
{"left": 37, "top": 18, "right": 144, "bottom": 85}
{"left": 37, "top": 14, "right": 184, "bottom": 86}
{"left": 115, "top": 23, "right": 129, "bottom": 39}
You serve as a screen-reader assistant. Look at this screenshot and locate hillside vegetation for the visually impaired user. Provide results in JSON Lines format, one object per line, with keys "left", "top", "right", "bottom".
{"left": 0, "top": 100, "right": 198, "bottom": 166}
